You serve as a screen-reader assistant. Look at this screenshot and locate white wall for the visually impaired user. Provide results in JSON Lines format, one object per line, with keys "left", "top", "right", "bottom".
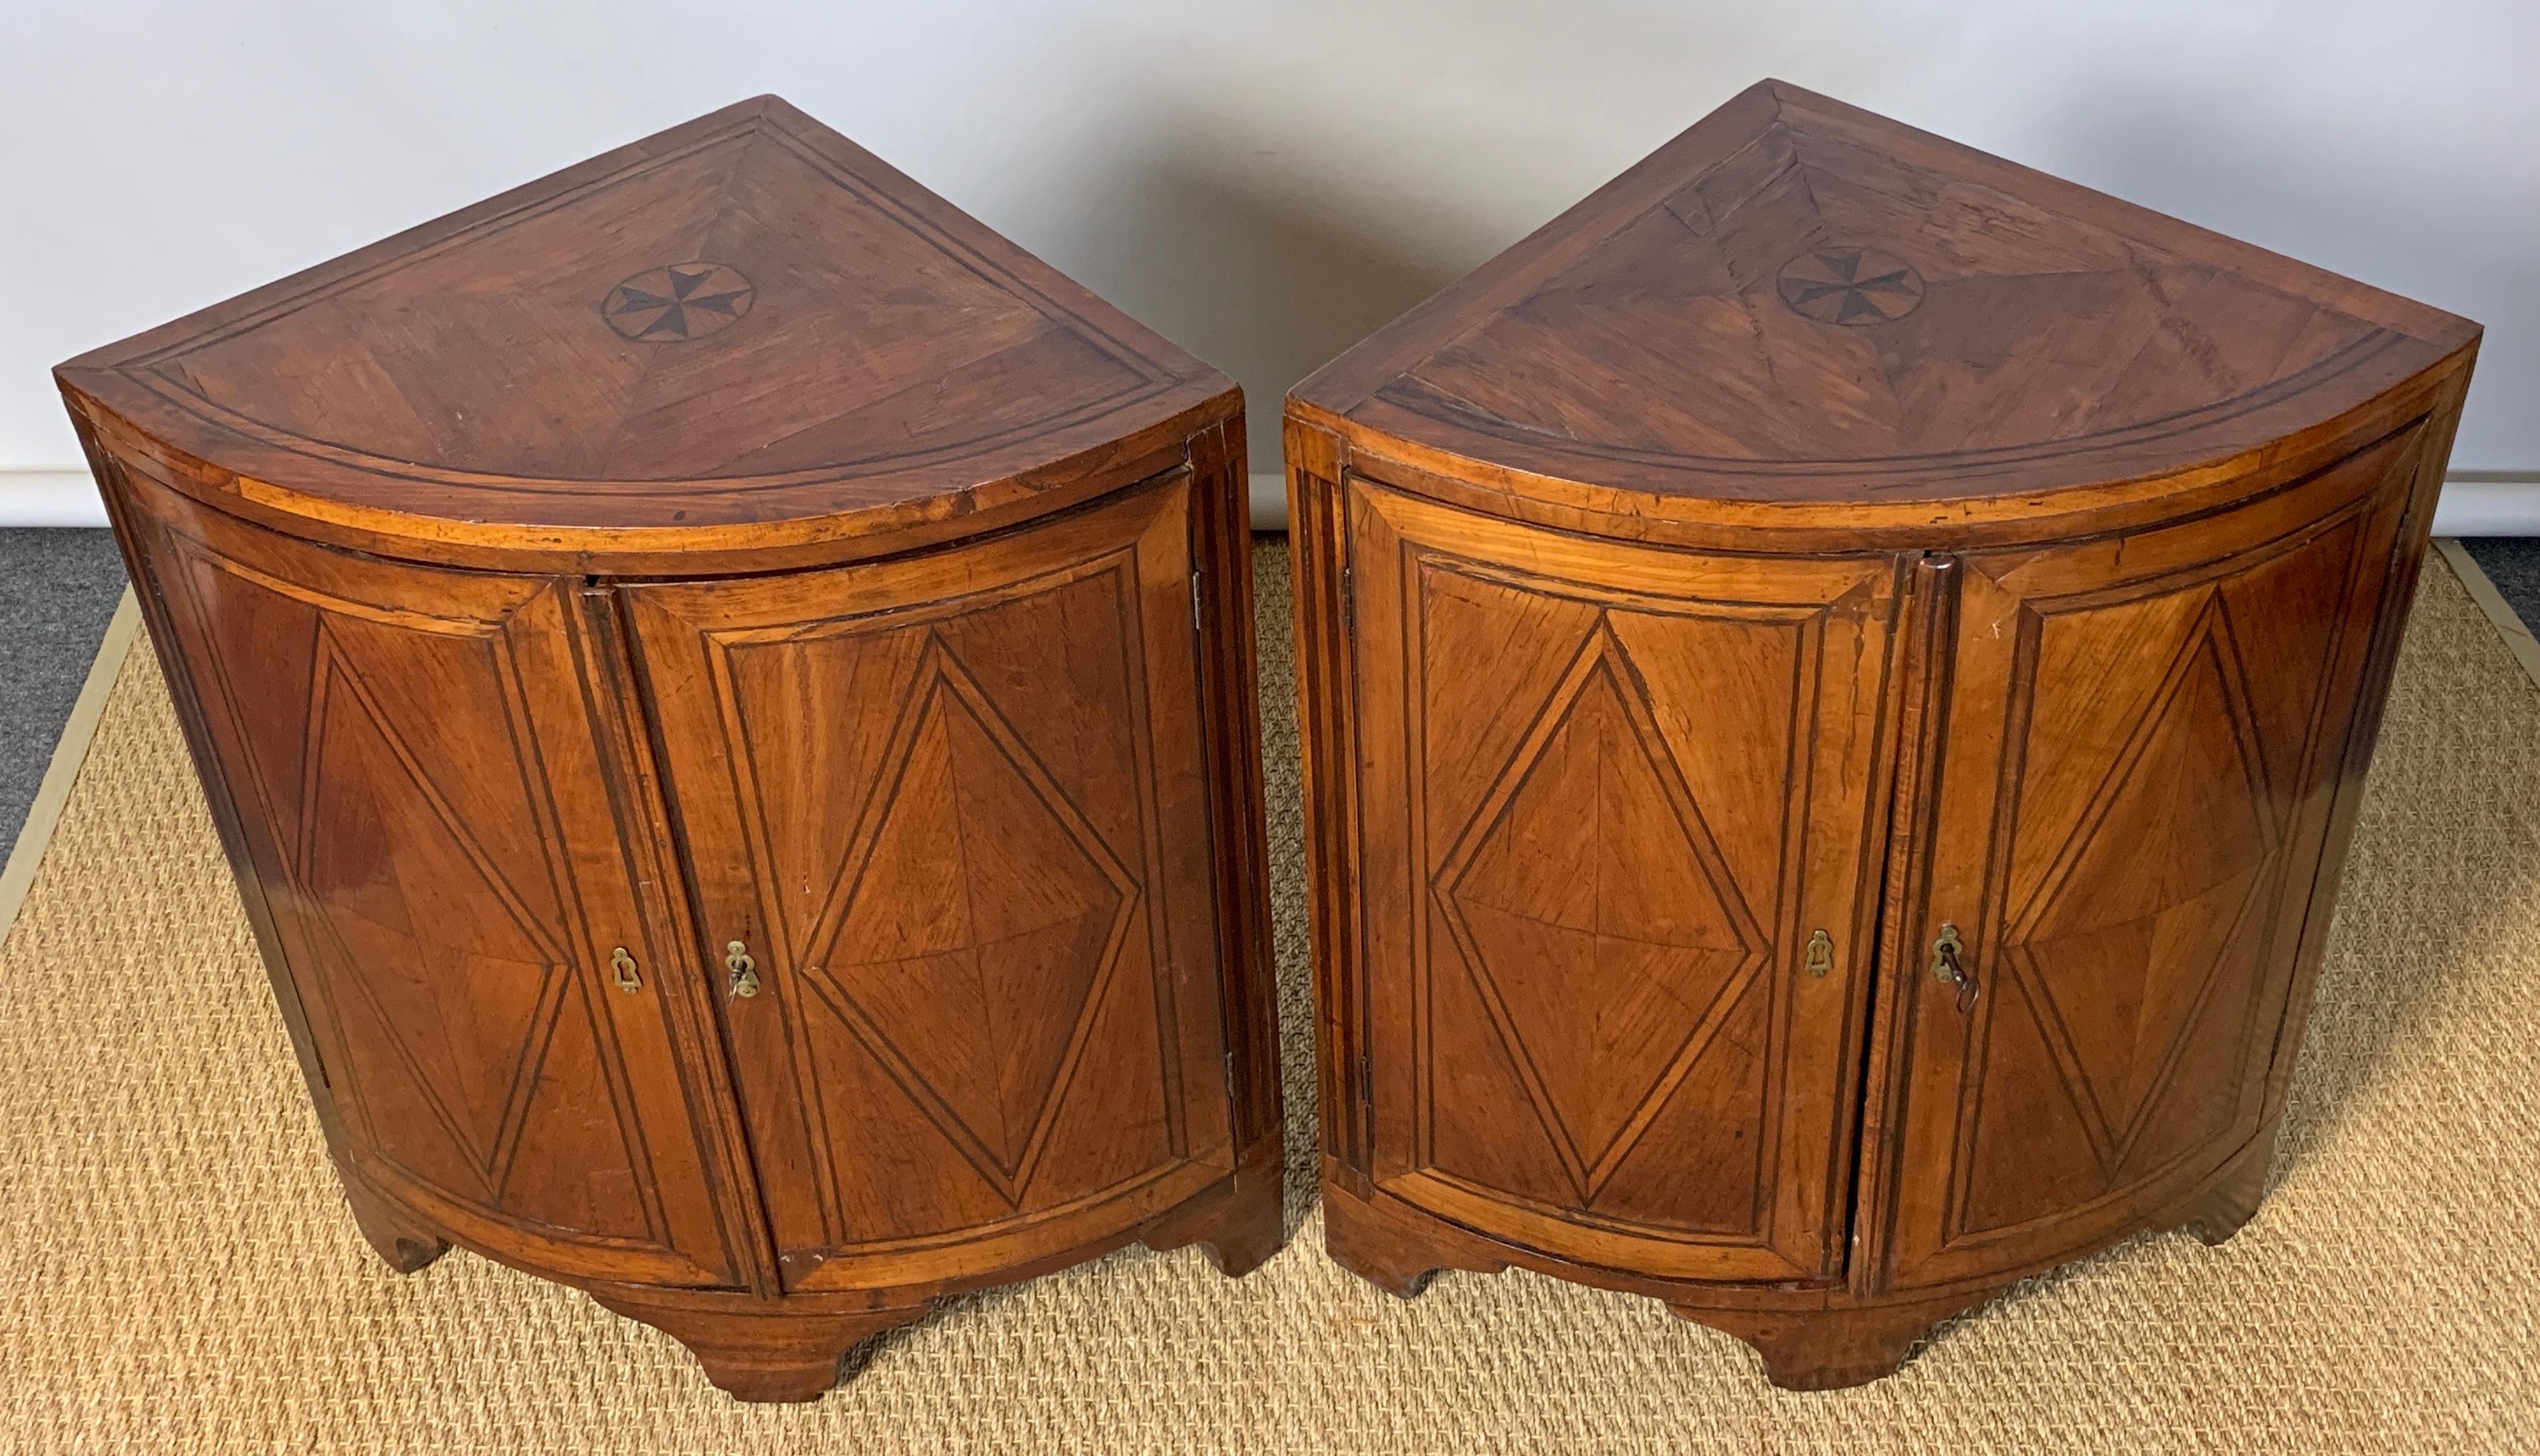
{"left": 5, "top": 0, "right": 2535, "bottom": 527}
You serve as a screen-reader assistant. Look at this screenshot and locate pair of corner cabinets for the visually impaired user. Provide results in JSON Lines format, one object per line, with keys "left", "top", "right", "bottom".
{"left": 58, "top": 82, "right": 2478, "bottom": 1398}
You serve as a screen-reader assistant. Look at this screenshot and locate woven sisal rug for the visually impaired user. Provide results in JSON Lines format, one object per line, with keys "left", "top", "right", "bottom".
{"left": 2, "top": 546, "right": 2535, "bottom": 1454}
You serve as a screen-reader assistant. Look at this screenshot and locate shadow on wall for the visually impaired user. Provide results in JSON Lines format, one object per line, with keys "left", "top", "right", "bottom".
{"left": 2025, "top": 78, "right": 2527, "bottom": 469}
{"left": 1030, "top": 115, "right": 1506, "bottom": 489}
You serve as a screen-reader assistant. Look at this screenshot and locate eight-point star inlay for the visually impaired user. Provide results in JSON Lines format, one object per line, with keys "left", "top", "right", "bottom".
{"left": 602, "top": 262, "right": 757, "bottom": 341}
{"left": 1776, "top": 245, "right": 1925, "bottom": 326}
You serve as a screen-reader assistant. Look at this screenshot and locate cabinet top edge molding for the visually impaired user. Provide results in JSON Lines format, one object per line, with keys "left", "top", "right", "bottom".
{"left": 1289, "top": 79, "right": 2477, "bottom": 536}
{"left": 58, "top": 94, "right": 1236, "bottom": 570}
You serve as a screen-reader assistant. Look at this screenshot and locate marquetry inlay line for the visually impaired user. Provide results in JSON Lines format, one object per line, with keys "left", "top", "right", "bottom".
{"left": 1289, "top": 78, "right": 2472, "bottom": 1386}
{"left": 292, "top": 665, "right": 586, "bottom": 1194}
{"left": 791, "top": 630, "right": 1144, "bottom": 1209}
{"left": 110, "top": 108, "right": 1184, "bottom": 502}
{"left": 1360, "top": 110, "right": 2412, "bottom": 489}
{"left": 152, "top": 494, "right": 665, "bottom": 1243}
{"left": 155, "top": 539, "right": 641, "bottom": 1217}
{"left": 1431, "top": 619, "right": 1768, "bottom": 1205}
{"left": 312, "top": 909, "right": 577, "bottom": 1190}
{"left": 67, "top": 89, "right": 1278, "bottom": 1380}
{"left": 781, "top": 626, "right": 1142, "bottom": 993}
{"left": 1998, "top": 589, "right": 2284, "bottom": 1177}
{"left": 2007, "top": 591, "right": 2283, "bottom": 942}
{"left": 295, "top": 625, "right": 570, "bottom": 965}
{"left": 126, "top": 124, "right": 762, "bottom": 367}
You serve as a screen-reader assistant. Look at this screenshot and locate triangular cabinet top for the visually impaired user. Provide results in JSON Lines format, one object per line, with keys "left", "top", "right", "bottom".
{"left": 59, "top": 96, "right": 1236, "bottom": 570}
{"left": 1290, "top": 80, "right": 2476, "bottom": 547}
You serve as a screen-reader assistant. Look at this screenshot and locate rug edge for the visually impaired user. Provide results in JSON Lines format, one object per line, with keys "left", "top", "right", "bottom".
{"left": 0, "top": 589, "right": 142, "bottom": 948}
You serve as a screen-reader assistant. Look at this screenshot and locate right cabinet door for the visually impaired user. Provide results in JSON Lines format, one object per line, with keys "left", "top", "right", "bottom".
{"left": 625, "top": 477, "right": 1241, "bottom": 1294}
{"left": 1880, "top": 427, "right": 2426, "bottom": 1289}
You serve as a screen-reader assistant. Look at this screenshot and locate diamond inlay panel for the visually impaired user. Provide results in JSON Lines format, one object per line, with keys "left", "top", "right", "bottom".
{"left": 297, "top": 633, "right": 579, "bottom": 1190}
{"left": 1436, "top": 624, "right": 1767, "bottom": 1200}
{"left": 2001, "top": 595, "right": 2282, "bottom": 1176}
{"left": 800, "top": 637, "right": 1140, "bottom": 1204}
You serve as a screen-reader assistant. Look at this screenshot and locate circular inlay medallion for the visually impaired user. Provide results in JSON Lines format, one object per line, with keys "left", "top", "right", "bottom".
{"left": 602, "top": 262, "right": 756, "bottom": 341}
{"left": 1775, "top": 246, "right": 1923, "bottom": 326}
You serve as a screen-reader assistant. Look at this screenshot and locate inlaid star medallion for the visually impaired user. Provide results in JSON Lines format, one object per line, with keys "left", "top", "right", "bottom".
{"left": 602, "top": 262, "right": 756, "bottom": 341}
{"left": 1776, "top": 245, "right": 1925, "bottom": 326}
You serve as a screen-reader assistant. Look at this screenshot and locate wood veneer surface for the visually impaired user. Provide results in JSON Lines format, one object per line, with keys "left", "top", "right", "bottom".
{"left": 58, "top": 96, "right": 1238, "bottom": 573}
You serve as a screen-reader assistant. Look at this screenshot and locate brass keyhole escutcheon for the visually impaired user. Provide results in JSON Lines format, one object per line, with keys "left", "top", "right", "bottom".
{"left": 725, "top": 940, "right": 760, "bottom": 999}
{"left": 609, "top": 946, "right": 642, "bottom": 994}
{"left": 1805, "top": 929, "right": 1834, "bottom": 977}
{"left": 1931, "top": 922, "right": 1977, "bottom": 1012}
{"left": 1930, "top": 924, "right": 1964, "bottom": 982}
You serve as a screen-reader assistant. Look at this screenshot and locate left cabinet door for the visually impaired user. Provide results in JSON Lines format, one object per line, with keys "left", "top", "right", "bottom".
{"left": 625, "top": 476, "right": 1240, "bottom": 1293}
{"left": 118, "top": 486, "right": 743, "bottom": 1287}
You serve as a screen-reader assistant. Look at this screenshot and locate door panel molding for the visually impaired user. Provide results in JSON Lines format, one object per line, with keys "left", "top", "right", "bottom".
{"left": 1345, "top": 481, "right": 1903, "bottom": 1282}
{"left": 1875, "top": 427, "right": 2423, "bottom": 1289}
{"left": 118, "top": 488, "right": 744, "bottom": 1286}
{"left": 624, "top": 475, "right": 1239, "bottom": 1291}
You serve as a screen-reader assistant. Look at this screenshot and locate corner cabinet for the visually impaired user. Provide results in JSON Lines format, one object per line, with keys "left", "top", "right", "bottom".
{"left": 1287, "top": 80, "right": 2478, "bottom": 1389}
{"left": 98, "top": 461, "right": 1279, "bottom": 1398}
{"left": 1295, "top": 423, "right": 2449, "bottom": 1389}
{"left": 61, "top": 94, "right": 1280, "bottom": 1402}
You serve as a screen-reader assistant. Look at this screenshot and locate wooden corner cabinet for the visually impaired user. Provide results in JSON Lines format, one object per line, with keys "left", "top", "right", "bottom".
{"left": 57, "top": 96, "right": 1282, "bottom": 1402}
{"left": 1286, "top": 79, "right": 2477, "bottom": 1388}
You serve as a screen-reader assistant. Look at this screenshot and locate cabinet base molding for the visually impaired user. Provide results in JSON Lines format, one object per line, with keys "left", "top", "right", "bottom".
{"left": 1324, "top": 1176, "right": 1976, "bottom": 1388}
{"left": 1287, "top": 74, "right": 2472, "bottom": 1393}
{"left": 584, "top": 1288, "right": 926, "bottom": 1404}
{"left": 353, "top": 1139, "right": 1286, "bottom": 1402}
{"left": 2173, "top": 1122, "right": 2278, "bottom": 1249}
{"left": 1323, "top": 1168, "right": 1512, "bottom": 1299}
{"left": 1666, "top": 1293, "right": 1993, "bottom": 1392}
{"left": 341, "top": 1172, "right": 450, "bottom": 1276}
{"left": 1325, "top": 1128, "right": 2289, "bottom": 1390}
{"left": 61, "top": 95, "right": 1282, "bottom": 1401}
{"left": 1133, "top": 1138, "right": 1288, "bottom": 1279}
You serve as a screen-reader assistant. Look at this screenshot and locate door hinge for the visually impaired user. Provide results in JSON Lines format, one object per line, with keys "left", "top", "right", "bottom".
{"left": 1191, "top": 567, "right": 1207, "bottom": 632}
{"left": 1339, "top": 563, "right": 1355, "bottom": 627}
{"left": 1223, "top": 1050, "right": 1237, "bottom": 1099}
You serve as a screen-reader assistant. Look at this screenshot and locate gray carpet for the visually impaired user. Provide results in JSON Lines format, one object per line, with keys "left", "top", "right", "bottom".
{"left": 2462, "top": 538, "right": 2540, "bottom": 635}
{"left": 0, "top": 529, "right": 128, "bottom": 852}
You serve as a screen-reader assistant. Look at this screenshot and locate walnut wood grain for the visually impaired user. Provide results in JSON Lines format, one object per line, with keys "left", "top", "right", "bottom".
{"left": 62, "top": 96, "right": 1280, "bottom": 1401}
{"left": 56, "top": 96, "right": 1238, "bottom": 575}
{"left": 112, "top": 479, "right": 746, "bottom": 1289}
{"left": 584, "top": 1287, "right": 926, "bottom": 1403}
{"left": 623, "top": 477, "right": 1243, "bottom": 1295}
{"left": 1873, "top": 425, "right": 2428, "bottom": 1291}
{"left": 1290, "top": 80, "right": 2478, "bottom": 1390}
{"left": 1290, "top": 78, "right": 2476, "bottom": 554}
{"left": 1340, "top": 482, "right": 1900, "bottom": 1283}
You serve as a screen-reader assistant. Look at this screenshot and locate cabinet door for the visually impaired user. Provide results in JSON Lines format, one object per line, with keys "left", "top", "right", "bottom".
{"left": 1344, "top": 484, "right": 1905, "bottom": 1282}
{"left": 118, "top": 488, "right": 741, "bottom": 1286}
{"left": 1876, "top": 427, "right": 2424, "bottom": 1289}
{"left": 625, "top": 476, "right": 1236, "bottom": 1293}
